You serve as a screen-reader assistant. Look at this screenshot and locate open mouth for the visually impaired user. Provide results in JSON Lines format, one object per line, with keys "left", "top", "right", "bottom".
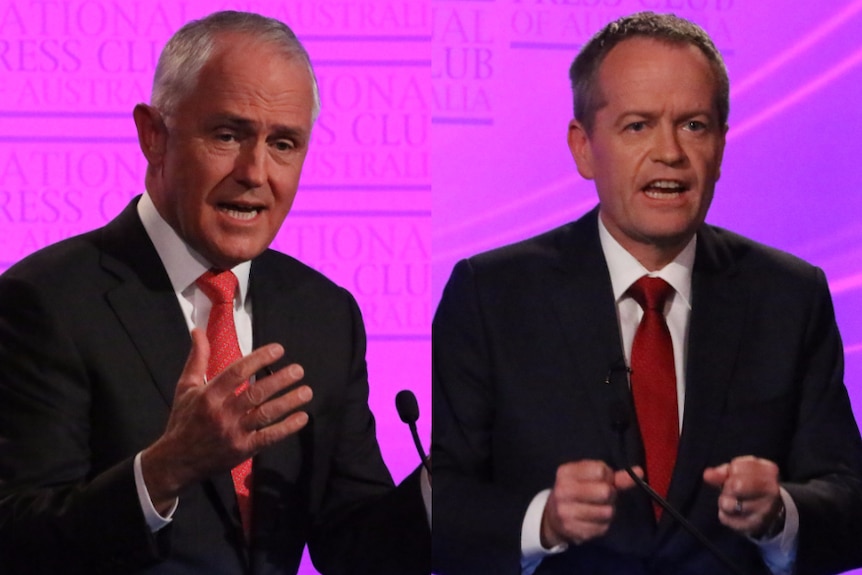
{"left": 642, "top": 180, "right": 688, "bottom": 199}
{"left": 217, "top": 203, "right": 263, "bottom": 221}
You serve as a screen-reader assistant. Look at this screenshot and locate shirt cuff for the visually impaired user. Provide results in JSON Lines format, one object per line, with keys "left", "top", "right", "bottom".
{"left": 133, "top": 451, "right": 177, "bottom": 532}
{"left": 521, "top": 489, "right": 568, "bottom": 575}
{"left": 421, "top": 466, "right": 432, "bottom": 528}
{"left": 753, "top": 487, "right": 798, "bottom": 575}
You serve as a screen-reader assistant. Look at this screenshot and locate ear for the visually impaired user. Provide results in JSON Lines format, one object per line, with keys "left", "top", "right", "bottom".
{"left": 715, "top": 122, "right": 728, "bottom": 182}
{"left": 567, "top": 119, "right": 595, "bottom": 180}
{"left": 133, "top": 104, "right": 167, "bottom": 167}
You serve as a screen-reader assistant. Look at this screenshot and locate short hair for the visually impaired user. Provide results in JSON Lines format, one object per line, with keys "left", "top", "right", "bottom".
{"left": 151, "top": 11, "right": 321, "bottom": 123}
{"left": 569, "top": 12, "right": 729, "bottom": 134}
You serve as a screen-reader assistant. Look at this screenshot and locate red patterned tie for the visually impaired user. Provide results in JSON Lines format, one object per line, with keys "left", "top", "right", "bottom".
{"left": 196, "top": 269, "right": 253, "bottom": 540}
{"left": 628, "top": 276, "right": 679, "bottom": 520}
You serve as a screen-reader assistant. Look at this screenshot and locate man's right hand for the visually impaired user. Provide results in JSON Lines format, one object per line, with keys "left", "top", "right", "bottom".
{"left": 540, "top": 460, "right": 641, "bottom": 548}
{"left": 140, "top": 328, "right": 313, "bottom": 514}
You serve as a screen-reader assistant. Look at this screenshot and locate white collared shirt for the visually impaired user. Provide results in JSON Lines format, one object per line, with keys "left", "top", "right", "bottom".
{"left": 599, "top": 218, "right": 694, "bottom": 431}
{"left": 521, "top": 218, "right": 797, "bottom": 575}
{"left": 132, "top": 191, "right": 252, "bottom": 530}
{"left": 137, "top": 192, "right": 253, "bottom": 355}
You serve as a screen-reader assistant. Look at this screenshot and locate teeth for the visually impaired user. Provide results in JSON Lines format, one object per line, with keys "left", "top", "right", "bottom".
{"left": 645, "top": 189, "right": 680, "bottom": 199}
{"left": 643, "top": 180, "right": 684, "bottom": 199}
{"left": 649, "top": 180, "right": 683, "bottom": 189}
{"left": 220, "top": 205, "right": 260, "bottom": 220}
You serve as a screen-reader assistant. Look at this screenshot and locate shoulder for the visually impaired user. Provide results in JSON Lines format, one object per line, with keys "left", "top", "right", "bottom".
{"left": 700, "top": 224, "right": 824, "bottom": 283}
{"left": 458, "top": 211, "right": 597, "bottom": 282}
{"left": 252, "top": 248, "right": 356, "bottom": 306}
{"left": 1, "top": 229, "right": 104, "bottom": 288}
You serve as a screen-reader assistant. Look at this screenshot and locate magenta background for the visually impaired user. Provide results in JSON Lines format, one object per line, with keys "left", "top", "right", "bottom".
{"left": 432, "top": 1, "right": 862, "bottom": 574}
{"left": 0, "top": 1, "right": 429, "bottom": 573}
{"left": 1, "top": 0, "right": 861, "bottom": 572}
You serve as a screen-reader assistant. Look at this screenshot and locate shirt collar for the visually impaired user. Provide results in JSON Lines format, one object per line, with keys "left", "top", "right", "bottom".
{"left": 137, "top": 192, "right": 251, "bottom": 303}
{"left": 597, "top": 217, "right": 695, "bottom": 308}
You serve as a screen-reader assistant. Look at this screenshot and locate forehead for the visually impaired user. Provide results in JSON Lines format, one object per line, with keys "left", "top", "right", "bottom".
{"left": 596, "top": 37, "right": 718, "bottom": 112}
{"left": 178, "top": 33, "right": 314, "bottom": 127}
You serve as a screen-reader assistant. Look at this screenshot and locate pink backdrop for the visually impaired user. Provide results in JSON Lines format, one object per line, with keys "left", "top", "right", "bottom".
{"left": 1, "top": 0, "right": 861, "bottom": 572}
{"left": 432, "top": 1, "right": 862, "bottom": 574}
{"left": 0, "top": 1, "right": 429, "bottom": 573}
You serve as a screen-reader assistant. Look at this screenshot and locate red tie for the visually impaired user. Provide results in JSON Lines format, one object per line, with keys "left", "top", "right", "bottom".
{"left": 628, "top": 276, "right": 679, "bottom": 520}
{"left": 196, "top": 269, "right": 253, "bottom": 540}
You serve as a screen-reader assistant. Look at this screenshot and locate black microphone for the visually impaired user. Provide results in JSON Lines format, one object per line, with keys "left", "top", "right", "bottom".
{"left": 609, "top": 399, "right": 745, "bottom": 575}
{"left": 395, "top": 390, "right": 431, "bottom": 475}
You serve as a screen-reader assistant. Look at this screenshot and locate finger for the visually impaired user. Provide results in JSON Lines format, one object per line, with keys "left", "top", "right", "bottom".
{"left": 703, "top": 463, "right": 730, "bottom": 488}
{"left": 176, "top": 328, "right": 210, "bottom": 394}
{"left": 613, "top": 466, "right": 642, "bottom": 491}
{"left": 558, "top": 460, "right": 614, "bottom": 484}
{"left": 248, "top": 410, "right": 310, "bottom": 451}
{"left": 208, "top": 343, "right": 285, "bottom": 397}
{"left": 718, "top": 492, "right": 749, "bottom": 516}
{"left": 236, "top": 363, "right": 305, "bottom": 413}
{"left": 724, "top": 457, "right": 779, "bottom": 499}
{"left": 241, "top": 384, "right": 313, "bottom": 431}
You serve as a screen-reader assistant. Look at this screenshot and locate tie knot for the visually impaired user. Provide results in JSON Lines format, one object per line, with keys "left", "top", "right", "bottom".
{"left": 196, "top": 269, "right": 238, "bottom": 305}
{"left": 628, "top": 276, "right": 674, "bottom": 312}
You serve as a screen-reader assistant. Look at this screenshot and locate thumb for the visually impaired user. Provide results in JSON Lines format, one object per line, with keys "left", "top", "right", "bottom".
{"left": 614, "top": 466, "right": 644, "bottom": 491}
{"left": 176, "top": 328, "right": 209, "bottom": 394}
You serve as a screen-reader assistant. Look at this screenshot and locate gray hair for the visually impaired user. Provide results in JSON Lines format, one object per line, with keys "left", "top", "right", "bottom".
{"left": 569, "top": 11, "right": 729, "bottom": 134}
{"left": 151, "top": 10, "right": 321, "bottom": 123}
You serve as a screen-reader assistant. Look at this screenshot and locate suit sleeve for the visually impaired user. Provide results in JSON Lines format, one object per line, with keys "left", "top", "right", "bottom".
{"left": 306, "top": 290, "right": 431, "bottom": 575}
{"left": 432, "top": 259, "right": 537, "bottom": 575}
{"left": 0, "top": 274, "right": 165, "bottom": 574}
{"left": 779, "top": 267, "right": 862, "bottom": 575}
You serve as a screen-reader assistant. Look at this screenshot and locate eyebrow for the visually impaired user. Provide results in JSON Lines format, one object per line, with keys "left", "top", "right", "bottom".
{"left": 616, "top": 109, "right": 715, "bottom": 122}
{"left": 212, "top": 114, "right": 309, "bottom": 143}
{"left": 212, "top": 115, "right": 308, "bottom": 139}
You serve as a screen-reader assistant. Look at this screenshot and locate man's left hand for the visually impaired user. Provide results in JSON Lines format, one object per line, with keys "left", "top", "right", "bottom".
{"left": 703, "top": 455, "right": 784, "bottom": 538}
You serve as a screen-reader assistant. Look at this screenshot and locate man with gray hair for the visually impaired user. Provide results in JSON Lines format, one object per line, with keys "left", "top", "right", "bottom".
{"left": 0, "top": 11, "right": 430, "bottom": 575}
{"left": 432, "top": 11, "right": 862, "bottom": 575}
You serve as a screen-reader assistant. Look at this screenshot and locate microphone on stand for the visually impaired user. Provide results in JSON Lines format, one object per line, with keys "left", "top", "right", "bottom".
{"left": 606, "top": 369, "right": 745, "bottom": 575}
{"left": 395, "top": 389, "right": 431, "bottom": 476}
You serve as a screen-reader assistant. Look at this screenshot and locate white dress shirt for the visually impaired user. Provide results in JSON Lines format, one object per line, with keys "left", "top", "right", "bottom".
{"left": 130, "top": 193, "right": 433, "bottom": 532}
{"left": 132, "top": 192, "right": 251, "bottom": 531}
{"left": 520, "top": 218, "right": 798, "bottom": 575}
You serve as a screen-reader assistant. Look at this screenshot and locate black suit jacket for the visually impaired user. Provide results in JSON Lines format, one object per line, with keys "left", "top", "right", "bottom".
{"left": 0, "top": 199, "right": 430, "bottom": 575}
{"left": 432, "top": 208, "right": 862, "bottom": 575}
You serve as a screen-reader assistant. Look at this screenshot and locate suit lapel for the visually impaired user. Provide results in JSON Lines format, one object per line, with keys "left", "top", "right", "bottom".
{"left": 99, "top": 200, "right": 190, "bottom": 406}
{"left": 98, "top": 200, "right": 250, "bottom": 564}
{"left": 548, "top": 210, "right": 643, "bottom": 471}
{"left": 662, "top": 225, "right": 748, "bottom": 530}
{"left": 548, "top": 209, "right": 656, "bottom": 547}
{"left": 247, "top": 254, "right": 306, "bottom": 552}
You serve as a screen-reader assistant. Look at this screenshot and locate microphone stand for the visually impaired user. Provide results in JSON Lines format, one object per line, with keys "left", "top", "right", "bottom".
{"left": 611, "top": 402, "right": 745, "bottom": 575}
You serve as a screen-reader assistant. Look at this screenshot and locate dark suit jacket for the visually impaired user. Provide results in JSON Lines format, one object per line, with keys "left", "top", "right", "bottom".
{"left": 0, "top": 199, "right": 430, "bottom": 575}
{"left": 432, "top": 207, "right": 862, "bottom": 575}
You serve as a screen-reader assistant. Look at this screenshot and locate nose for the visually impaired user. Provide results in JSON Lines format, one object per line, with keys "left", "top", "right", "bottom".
{"left": 234, "top": 141, "right": 267, "bottom": 187}
{"left": 652, "top": 124, "right": 685, "bottom": 166}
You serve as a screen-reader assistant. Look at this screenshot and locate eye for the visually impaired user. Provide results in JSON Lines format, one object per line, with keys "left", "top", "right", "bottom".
{"left": 272, "top": 138, "right": 295, "bottom": 152}
{"left": 215, "top": 131, "right": 238, "bottom": 143}
{"left": 685, "top": 120, "right": 707, "bottom": 132}
{"left": 625, "top": 121, "right": 647, "bottom": 133}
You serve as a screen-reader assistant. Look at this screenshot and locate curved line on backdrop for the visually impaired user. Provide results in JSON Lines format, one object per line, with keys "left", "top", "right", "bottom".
{"left": 830, "top": 272, "right": 862, "bottom": 296}
{"left": 731, "top": 0, "right": 862, "bottom": 98}
{"left": 845, "top": 342, "right": 862, "bottom": 356}
{"left": 434, "top": 6, "right": 862, "bottom": 264}
{"left": 728, "top": 45, "right": 862, "bottom": 141}
{"left": 432, "top": 197, "right": 597, "bottom": 265}
{"left": 433, "top": 173, "right": 590, "bottom": 240}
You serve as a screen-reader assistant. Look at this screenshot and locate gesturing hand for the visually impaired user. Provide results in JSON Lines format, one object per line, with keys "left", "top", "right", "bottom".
{"left": 541, "top": 460, "right": 642, "bottom": 548}
{"left": 141, "top": 329, "right": 312, "bottom": 512}
{"left": 703, "top": 455, "right": 784, "bottom": 539}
